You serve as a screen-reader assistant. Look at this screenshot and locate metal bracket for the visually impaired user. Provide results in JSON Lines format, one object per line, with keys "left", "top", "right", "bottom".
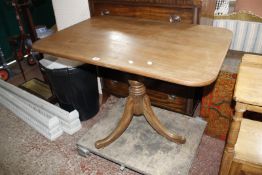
{"left": 169, "top": 15, "right": 181, "bottom": 23}
{"left": 101, "top": 9, "right": 110, "bottom": 16}
{"left": 77, "top": 145, "right": 91, "bottom": 157}
{"left": 120, "top": 164, "right": 125, "bottom": 171}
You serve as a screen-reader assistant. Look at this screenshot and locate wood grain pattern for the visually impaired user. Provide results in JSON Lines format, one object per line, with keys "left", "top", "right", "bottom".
{"left": 90, "top": 0, "right": 216, "bottom": 114}
{"left": 143, "top": 95, "right": 186, "bottom": 143}
{"left": 220, "top": 54, "right": 262, "bottom": 175}
{"left": 234, "top": 54, "right": 262, "bottom": 106}
{"left": 232, "top": 161, "right": 262, "bottom": 175}
{"left": 89, "top": 0, "right": 216, "bottom": 25}
{"left": 93, "top": 3, "right": 195, "bottom": 24}
{"left": 95, "top": 96, "right": 134, "bottom": 149}
{"left": 92, "top": 0, "right": 202, "bottom": 7}
{"left": 219, "top": 102, "right": 246, "bottom": 175}
{"left": 228, "top": 161, "right": 242, "bottom": 175}
{"left": 101, "top": 74, "right": 199, "bottom": 115}
{"left": 235, "top": 119, "right": 262, "bottom": 166}
{"left": 200, "top": 0, "right": 216, "bottom": 18}
{"left": 95, "top": 80, "right": 185, "bottom": 149}
{"left": 33, "top": 16, "right": 232, "bottom": 87}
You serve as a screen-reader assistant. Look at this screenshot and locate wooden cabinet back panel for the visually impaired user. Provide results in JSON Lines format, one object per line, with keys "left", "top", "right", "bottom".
{"left": 93, "top": 3, "right": 194, "bottom": 23}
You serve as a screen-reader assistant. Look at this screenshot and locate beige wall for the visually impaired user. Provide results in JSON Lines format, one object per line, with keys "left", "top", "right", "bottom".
{"left": 51, "top": 0, "right": 91, "bottom": 31}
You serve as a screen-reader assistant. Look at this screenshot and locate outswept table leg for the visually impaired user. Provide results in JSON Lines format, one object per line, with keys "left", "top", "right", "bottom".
{"left": 143, "top": 95, "right": 186, "bottom": 144}
{"left": 95, "top": 97, "right": 134, "bottom": 149}
{"left": 95, "top": 80, "right": 186, "bottom": 149}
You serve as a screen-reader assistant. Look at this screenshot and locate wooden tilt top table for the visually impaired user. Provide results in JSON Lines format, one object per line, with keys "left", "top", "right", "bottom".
{"left": 33, "top": 16, "right": 232, "bottom": 149}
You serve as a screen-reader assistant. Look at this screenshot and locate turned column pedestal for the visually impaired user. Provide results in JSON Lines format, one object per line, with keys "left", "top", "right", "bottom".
{"left": 95, "top": 80, "right": 186, "bottom": 149}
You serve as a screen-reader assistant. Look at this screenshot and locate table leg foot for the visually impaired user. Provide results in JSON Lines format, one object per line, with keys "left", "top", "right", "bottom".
{"left": 95, "top": 97, "right": 134, "bottom": 149}
{"left": 143, "top": 95, "right": 186, "bottom": 144}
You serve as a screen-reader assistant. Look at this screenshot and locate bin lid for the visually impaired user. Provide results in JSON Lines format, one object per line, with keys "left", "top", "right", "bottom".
{"left": 39, "top": 55, "right": 83, "bottom": 69}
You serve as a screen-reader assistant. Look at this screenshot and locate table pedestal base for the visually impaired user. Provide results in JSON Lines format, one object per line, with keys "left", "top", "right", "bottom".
{"left": 95, "top": 80, "right": 186, "bottom": 149}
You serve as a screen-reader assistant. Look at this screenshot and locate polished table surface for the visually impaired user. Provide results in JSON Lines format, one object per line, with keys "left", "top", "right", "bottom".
{"left": 33, "top": 16, "right": 232, "bottom": 148}
{"left": 33, "top": 16, "right": 232, "bottom": 87}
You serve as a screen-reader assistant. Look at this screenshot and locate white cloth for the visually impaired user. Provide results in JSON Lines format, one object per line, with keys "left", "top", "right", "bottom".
{"left": 39, "top": 55, "right": 81, "bottom": 70}
{"left": 42, "top": 0, "right": 91, "bottom": 68}
{"left": 51, "top": 0, "right": 90, "bottom": 31}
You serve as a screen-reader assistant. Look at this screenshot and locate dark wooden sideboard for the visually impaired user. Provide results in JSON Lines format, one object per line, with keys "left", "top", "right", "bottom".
{"left": 89, "top": 0, "right": 216, "bottom": 116}
{"left": 89, "top": 0, "right": 216, "bottom": 24}
{"left": 99, "top": 68, "right": 202, "bottom": 116}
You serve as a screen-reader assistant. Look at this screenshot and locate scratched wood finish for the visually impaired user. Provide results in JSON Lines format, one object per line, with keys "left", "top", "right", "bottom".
{"left": 33, "top": 16, "right": 232, "bottom": 87}
{"left": 90, "top": 0, "right": 216, "bottom": 114}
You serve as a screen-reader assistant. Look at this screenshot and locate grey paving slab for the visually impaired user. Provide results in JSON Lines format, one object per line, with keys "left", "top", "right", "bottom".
{"left": 77, "top": 98, "right": 206, "bottom": 175}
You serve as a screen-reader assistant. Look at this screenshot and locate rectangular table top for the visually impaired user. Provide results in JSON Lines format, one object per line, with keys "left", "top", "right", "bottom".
{"left": 234, "top": 54, "right": 262, "bottom": 106}
{"left": 33, "top": 16, "right": 232, "bottom": 87}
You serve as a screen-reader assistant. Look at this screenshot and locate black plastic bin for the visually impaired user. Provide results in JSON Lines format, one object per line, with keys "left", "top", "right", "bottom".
{"left": 40, "top": 63, "right": 99, "bottom": 121}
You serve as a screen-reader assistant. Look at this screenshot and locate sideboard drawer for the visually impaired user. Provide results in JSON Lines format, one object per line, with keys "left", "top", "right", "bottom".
{"left": 147, "top": 89, "right": 192, "bottom": 115}
{"left": 102, "top": 74, "right": 200, "bottom": 116}
{"left": 103, "top": 79, "right": 129, "bottom": 97}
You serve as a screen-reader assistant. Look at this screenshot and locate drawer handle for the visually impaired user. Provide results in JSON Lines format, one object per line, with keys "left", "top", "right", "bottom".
{"left": 168, "top": 94, "right": 177, "bottom": 100}
{"left": 112, "top": 80, "right": 118, "bottom": 84}
{"left": 169, "top": 15, "right": 181, "bottom": 23}
{"left": 101, "top": 9, "right": 110, "bottom": 16}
